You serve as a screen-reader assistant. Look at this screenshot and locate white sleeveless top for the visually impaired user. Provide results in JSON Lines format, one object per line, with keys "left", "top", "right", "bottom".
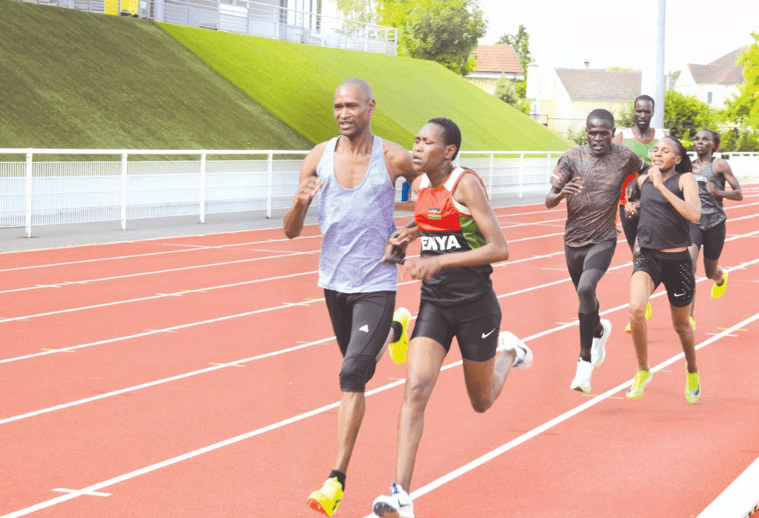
{"left": 316, "top": 135, "right": 398, "bottom": 293}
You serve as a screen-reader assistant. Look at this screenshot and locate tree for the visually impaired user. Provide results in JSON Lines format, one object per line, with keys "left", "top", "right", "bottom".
{"left": 664, "top": 90, "right": 719, "bottom": 146}
{"left": 494, "top": 74, "right": 517, "bottom": 105}
{"left": 496, "top": 24, "right": 531, "bottom": 74}
{"left": 726, "top": 33, "right": 759, "bottom": 128}
{"left": 395, "top": 0, "right": 486, "bottom": 75}
{"left": 336, "top": 0, "right": 487, "bottom": 76}
{"left": 496, "top": 24, "right": 531, "bottom": 98}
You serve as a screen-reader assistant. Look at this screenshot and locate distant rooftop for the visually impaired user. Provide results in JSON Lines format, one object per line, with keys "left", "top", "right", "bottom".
{"left": 687, "top": 47, "right": 748, "bottom": 85}
{"left": 555, "top": 68, "right": 641, "bottom": 101}
{"left": 472, "top": 45, "right": 523, "bottom": 75}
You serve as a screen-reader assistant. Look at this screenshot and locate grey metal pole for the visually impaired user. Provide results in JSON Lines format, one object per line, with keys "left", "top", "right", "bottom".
{"left": 653, "top": 0, "right": 666, "bottom": 129}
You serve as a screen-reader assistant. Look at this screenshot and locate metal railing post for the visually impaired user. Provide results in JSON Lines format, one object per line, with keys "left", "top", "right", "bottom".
{"left": 266, "top": 152, "right": 273, "bottom": 219}
{"left": 25, "top": 152, "right": 33, "bottom": 238}
{"left": 518, "top": 152, "right": 525, "bottom": 198}
{"left": 121, "top": 152, "right": 128, "bottom": 230}
{"left": 199, "top": 153, "right": 207, "bottom": 223}
{"left": 488, "top": 152, "right": 494, "bottom": 194}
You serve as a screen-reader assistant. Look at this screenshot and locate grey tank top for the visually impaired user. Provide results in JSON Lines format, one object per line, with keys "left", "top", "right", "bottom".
{"left": 692, "top": 158, "right": 726, "bottom": 230}
{"left": 637, "top": 174, "right": 691, "bottom": 250}
{"left": 316, "top": 135, "right": 398, "bottom": 293}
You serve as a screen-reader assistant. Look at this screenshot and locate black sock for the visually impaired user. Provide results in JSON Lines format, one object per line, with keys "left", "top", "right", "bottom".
{"left": 329, "top": 470, "right": 346, "bottom": 489}
{"left": 391, "top": 321, "right": 403, "bottom": 342}
{"left": 594, "top": 325, "right": 604, "bottom": 339}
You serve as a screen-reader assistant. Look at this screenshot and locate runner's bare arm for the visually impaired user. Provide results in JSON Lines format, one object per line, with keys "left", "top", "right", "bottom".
{"left": 384, "top": 140, "right": 419, "bottom": 185}
{"left": 708, "top": 158, "right": 743, "bottom": 201}
{"left": 283, "top": 143, "right": 327, "bottom": 239}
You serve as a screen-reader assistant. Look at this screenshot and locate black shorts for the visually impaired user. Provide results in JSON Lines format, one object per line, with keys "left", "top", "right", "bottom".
{"left": 324, "top": 289, "right": 396, "bottom": 392}
{"left": 411, "top": 289, "right": 501, "bottom": 362}
{"left": 632, "top": 249, "right": 695, "bottom": 307}
{"left": 690, "top": 220, "right": 726, "bottom": 261}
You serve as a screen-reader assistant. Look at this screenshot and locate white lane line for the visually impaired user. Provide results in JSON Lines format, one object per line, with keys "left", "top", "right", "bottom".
{"left": 0, "top": 251, "right": 317, "bottom": 296}
{"left": 0, "top": 270, "right": 316, "bottom": 325}
{"left": 698, "top": 454, "right": 759, "bottom": 518}
{"left": 4, "top": 256, "right": 758, "bottom": 433}
{"left": 361, "top": 312, "right": 759, "bottom": 518}
{"left": 0, "top": 235, "right": 322, "bottom": 273}
{"left": 51, "top": 489, "right": 110, "bottom": 497}
{"left": 5, "top": 313, "right": 756, "bottom": 518}
{"left": 0, "top": 336, "right": 335, "bottom": 425}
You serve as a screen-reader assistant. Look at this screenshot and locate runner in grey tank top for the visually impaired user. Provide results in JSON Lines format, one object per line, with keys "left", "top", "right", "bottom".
{"left": 688, "top": 129, "right": 743, "bottom": 324}
{"left": 316, "top": 134, "right": 397, "bottom": 293}
{"left": 283, "top": 79, "right": 418, "bottom": 517}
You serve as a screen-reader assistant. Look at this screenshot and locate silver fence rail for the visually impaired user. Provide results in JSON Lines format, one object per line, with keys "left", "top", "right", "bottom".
{"left": 16, "top": 0, "right": 398, "bottom": 56}
{"left": 3, "top": 149, "right": 757, "bottom": 238}
{"left": 0, "top": 149, "right": 565, "bottom": 237}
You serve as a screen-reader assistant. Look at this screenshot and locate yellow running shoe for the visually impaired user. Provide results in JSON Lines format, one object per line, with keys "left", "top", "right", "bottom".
{"left": 711, "top": 271, "right": 728, "bottom": 299}
{"left": 626, "top": 370, "right": 653, "bottom": 400}
{"left": 625, "top": 303, "right": 651, "bottom": 334}
{"left": 389, "top": 307, "right": 410, "bottom": 364}
{"left": 307, "top": 477, "right": 343, "bottom": 516}
{"left": 685, "top": 370, "right": 701, "bottom": 404}
{"left": 690, "top": 316, "right": 696, "bottom": 330}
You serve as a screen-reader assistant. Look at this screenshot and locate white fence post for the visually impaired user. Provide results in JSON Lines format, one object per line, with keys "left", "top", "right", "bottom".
{"left": 25, "top": 152, "right": 33, "bottom": 238}
{"left": 518, "top": 152, "right": 525, "bottom": 198}
{"left": 121, "top": 152, "right": 128, "bottom": 230}
{"left": 199, "top": 152, "right": 207, "bottom": 223}
{"left": 266, "top": 152, "right": 273, "bottom": 219}
{"left": 488, "top": 152, "right": 494, "bottom": 194}
{"left": 546, "top": 152, "right": 553, "bottom": 188}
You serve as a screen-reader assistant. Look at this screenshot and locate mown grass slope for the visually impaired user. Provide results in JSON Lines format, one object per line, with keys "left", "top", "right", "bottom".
{"left": 0, "top": 0, "right": 311, "bottom": 151}
{"left": 160, "top": 24, "right": 571, "bottom": 152}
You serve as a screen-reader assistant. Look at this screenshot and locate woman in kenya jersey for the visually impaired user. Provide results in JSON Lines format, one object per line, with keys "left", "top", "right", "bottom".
{"left": 371, "top": 118, "right": 532, "bottom": 518}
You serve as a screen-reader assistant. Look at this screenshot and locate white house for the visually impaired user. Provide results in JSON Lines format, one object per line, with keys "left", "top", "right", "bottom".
{"left": 674, "top": 47, "right": 747, "bottom": 108}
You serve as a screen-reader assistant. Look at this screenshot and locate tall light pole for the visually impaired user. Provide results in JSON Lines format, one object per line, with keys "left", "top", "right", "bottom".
{"left": 653, "top": 0, "right": 666, "bottom": 129}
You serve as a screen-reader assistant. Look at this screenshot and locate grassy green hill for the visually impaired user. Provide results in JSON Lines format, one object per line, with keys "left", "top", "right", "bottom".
{"left": 0, "top": 0, "right": 311, "bottom": 151}
{"left": 160, "top": 24, "right": 570, "bottom": 152}
{"left": 0, "top": 0, "right": 569, "bottom": 155}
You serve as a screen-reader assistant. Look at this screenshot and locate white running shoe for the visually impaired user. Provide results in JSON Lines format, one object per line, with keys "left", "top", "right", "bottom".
{"left": 570, "top": 359, "right": 593, "bottom": 393}
{"left": 498, "top": 331, "right": 533, "bottom": 370}
{"left": 591, "top": 319, "right": 611, "bottom": 368}
{"left": 373, "top": 483, "right": 414, "bottom": 518}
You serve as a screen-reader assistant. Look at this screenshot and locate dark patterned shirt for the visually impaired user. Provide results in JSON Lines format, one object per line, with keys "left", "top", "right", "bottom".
{"left": 551, "top": 144, "right": 644, "bottom": 247}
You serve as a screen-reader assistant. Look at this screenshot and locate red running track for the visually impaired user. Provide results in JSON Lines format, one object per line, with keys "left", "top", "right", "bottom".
{"left": 2, "top": 188, "right": 759, "bottom": 518}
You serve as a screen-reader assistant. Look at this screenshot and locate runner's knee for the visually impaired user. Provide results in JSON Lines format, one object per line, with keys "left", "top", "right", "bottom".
{"left": 339, "top": 358, "right": 375, "bottom": 392}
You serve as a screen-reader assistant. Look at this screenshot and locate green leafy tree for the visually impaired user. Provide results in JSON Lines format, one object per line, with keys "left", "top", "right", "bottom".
{"left": 496, "top": 24, "right": 531, "bottom": 74}
{"left": 334, "top": 0, "right": 377, "bottom": 24}
{"left": 726, "top": 33, "right": 759, "bottom": 127}
{"left": 496, "top": 24, "right": 530, "bottom": 98}
{"left": 615, "top": 102, "right": 635, "bottom": 129}
{"left": 336, "top": 0, "right": 486, "bottom": 75}
{"left": 664, "top": 90, "right": 719, "bottom": 146}
{"left": 494, "top": 74, "right": 517, "bottom": 105}
{"left": 566, "top": 126, "right": 588, "bottom": 146}
{"left": 397, "top": 0, "right": 486, "bottom": 75}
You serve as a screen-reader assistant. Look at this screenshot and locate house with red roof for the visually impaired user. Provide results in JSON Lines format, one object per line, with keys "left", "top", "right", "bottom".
{"left": 466, "top": 45, "right": 524, "bottom": 94}
{"left": 673, "top": 47, "right": 748, "bottom": 108}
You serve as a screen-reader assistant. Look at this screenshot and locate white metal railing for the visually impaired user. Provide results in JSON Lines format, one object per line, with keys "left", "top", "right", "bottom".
{"left": 0, "top": 149, "right": 566, "bottom": 237}
{"left": 3, "top": 149, "right": 757, "bottom": 238}
{"left": 15, "top": 0, "right": 398, "bottom": 56}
